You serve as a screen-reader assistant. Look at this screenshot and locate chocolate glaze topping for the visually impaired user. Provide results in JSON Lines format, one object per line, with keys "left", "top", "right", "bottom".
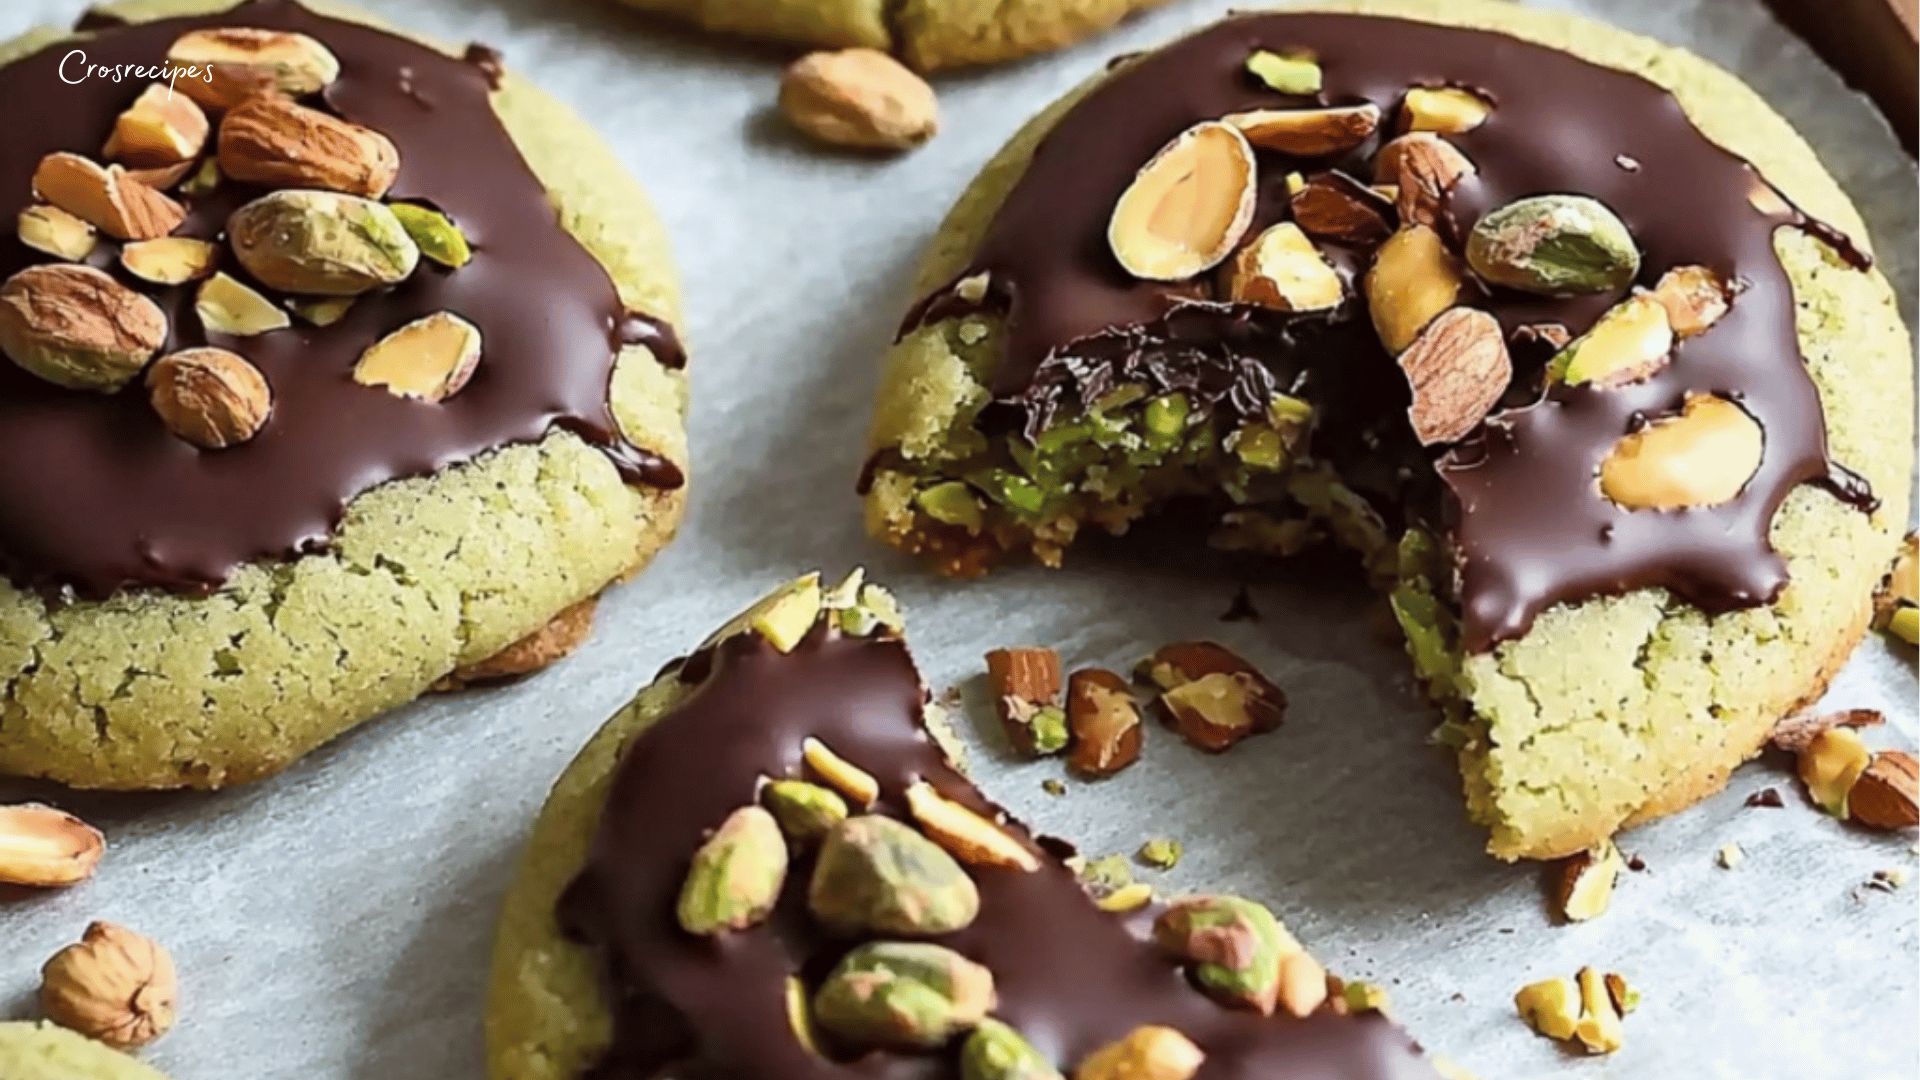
{"left": 559, "top": 622, "right": 1439, "bottom": 1080}
{"left": 901, "top": 13, "right": 1874, "bottom": 652}
{"left": 0, "top": 0, "right": 683, "bottom": 600}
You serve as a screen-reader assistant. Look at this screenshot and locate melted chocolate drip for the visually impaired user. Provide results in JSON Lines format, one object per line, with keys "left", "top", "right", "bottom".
{"left": 899, "top": 13, "right": 1873, "bottom": 652}
{"left": 560, "top": 623, "right": 1440, "bottom": 1080}
{"left": 0, "top": 0, "right": 683, "bottom": 600}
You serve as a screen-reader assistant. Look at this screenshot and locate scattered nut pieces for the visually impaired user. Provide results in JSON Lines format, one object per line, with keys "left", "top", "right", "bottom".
{"left": 1516, "top": 967, "right": 1627, "bottom": 1054}
{"left": 0, "top": 264, "right": 167, "bottom": 392}
{"left": 146, "top": 347, "right": 272, "bottom": 449}
{"left": 195, "top": 272, "right": 290, "bottom": 336}
{"left": 1875, "top": 534, "right": 1918, "bottom": 645}
{"left": 120, "top": 237, "right": 220, "bottom": 285}
{"left": 906, "top": 780, "right": 1040, "bottom": 871}
{"left": 1376, "top": 133, "right": 1475, "bottom": 231}
{"left": 1716, "top": 842, "right": 1745, "bottom": 869}
{"left": 1850, "top": 751, "right": 1919, "bottom": 831}
{"left": 1074, "top": 1024, "right": 1205, "bottom": 1080}
{"left": 1398, "top": 307, "right": 1511, "bottom": 446}
{"left": 985, "top": 646, "right": 1069, "bottom": 756}
{"left": 1770, "top": 708, "right": 1883, "bottom": 754}
{"left": 17, "top": 204, "right": 98, "bottom": 261}
{"left": 1066, "top": 668, "right": 1144, "bottom": 779}
{"left": 180, "top": 158, "right": 221, "bottom": 197}
{"left": 1554, "top": 838, "right": 1625, "bottom": 922}
{"left": 229, "top": 189, "right": 420, "bottom": 295}
{"left": 1097, "top": 882, "right": 1156, "bottom": 913}
{"left": 1598, "top": 394, "right": 1762, "bottom": 510}
{"left": 0, "top": 804, "right": 105, "bottom": 888}
{"left": 802, "top": 735, "right": 881, "bottom": 807}
{"left": 1365, "top": 224, "right": 1465, "bottom": 354}
{"left": 103, "top": 83, "right": 209, "bottom": 167}
{"left": 1136, "top": 838, "right": 1182, "bottom": 870}
{"left": 1109, "top": 121, "right": 1257, "bottom": 282}
{"left": 1327, "top": 976, "right": 1390, "bottom": 1017}
{"left": 1399, "top": 86, "right": 1492, "bottom": 134}
{"left": 32, "top": 152, "right": 186, "bottom": 241}
{"left": 779, "top": 49, "right": 938, "bottom": 152}
{"left": 1224, "top": 222, "right": 1344, "bottom": 312}
{"left": 813, "top": 942, "right": 995, "bottom": 1050}
{"left": 389, "top": 203, "right": 473, "bottom": 268}
{"left": 352, "top": 311, "right": 482, "bottom": 403}
{"left": 219, "top": 94, "right": 399, "bottom": 198}
{"left": 1287, "top": 171, "right": 1393, "bottom": 245}
{"left": 1467, "top": 194, "right": 1640, "bottom": 297}
{"left": 809, "top": 814, "right": 979, "bottom": 936}
{"left": 1246, "top": 49, "right": 1322, "bottom": 95}
{"left": 1223, "top": 103, "right": 1380, "bottom": 157}
{"left": 1153, "top": 895, "right": 1297, "bottom": 1015}
{"left": 1650, "top": 265, "right": 1733, "bottom": 339}
{"left": 1140, "top": 641, "right": 1287, "bottom": 753}
{"left": 1745, "top": 787, "right": 1785, "bottom": 809}
{"left": 1797, "top": 726, "right": 1873, "bottom": 819}
{"left": 167, "top": 27, "right": 343, "bottom": 112}
{"left": 676, "top": 806, "right": 788, "bottom": 935}
{"left": 1547, "top": 293, "right": 1673, "bottom": 388}
{"left": 40, "top": 922, "right": 177, "bottom": 1050}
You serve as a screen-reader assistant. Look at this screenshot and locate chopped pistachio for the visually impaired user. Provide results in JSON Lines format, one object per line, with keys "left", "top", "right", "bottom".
{"left": 1247, "top": 49, "right": 1323, "bottom": 95}
{"left": 917, "top": 481, "right": 985, "bottom": 533}
{"left": 1136, "top": 838, "right": 1183, "bottom": 870}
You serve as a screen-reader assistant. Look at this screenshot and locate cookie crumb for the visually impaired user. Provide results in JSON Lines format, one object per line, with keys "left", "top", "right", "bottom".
{"left": 1716, "top": 843, "right": 1744, "bottom": 869}
{"left": 1041, "top": 778, "right": 1067, "bottom": 797}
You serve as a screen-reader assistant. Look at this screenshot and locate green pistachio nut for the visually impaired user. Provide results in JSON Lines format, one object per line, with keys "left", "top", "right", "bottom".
{"left": 1137, "top": 838, "right": 1183, "bottom": 870}
{"left": 809, "top": 815, "right": 981, "bottom": 936}
{"left": 1466, "top": 194, "right": 1640, "bottom": 297}
{"left": 1247, "top": 49, "right": 1323, "bottom": 95}
{"left": 967, "top": 468, "right": 1045, "bottom": 516}
{"left": 1027, "top": 705, "right": 1070, "bottom": 755}
{"left": 181, "top": 158, "right": 221, "bottom": 196}
{"left": 917, "top": 481, "right": 986, "bottom": 533}
{"left": 389, "top": 202, "right": 473, "bottom": 268}
{"left": 813, "top": 941, "right": 997, "bottom": 1050}
{"left": 227, "top": 189, "right": 421, "bottom": 296}
{"left": 1890, "top": 605, "right": 1919, "bottom": 646}
{"left": 961, "top": 1018, "right": 1065, "bottom": 1080}
{"left": 1153, "top": 895, "right": 1289, "bottom": 1014}
{"left": 675, "top": 806, "right": 789, "bottom": 935}
{"left": 762, "top": 779, "right": 849, "bottom": 845}
{"left": 1230, "top": 423, "right": 1286, "bottom": 472}
{"left": 1547, "top": 293, "right": 1673, "bottom": 387}
{"left": 1144, "top": 394, "right": 1190, "bottom": 447}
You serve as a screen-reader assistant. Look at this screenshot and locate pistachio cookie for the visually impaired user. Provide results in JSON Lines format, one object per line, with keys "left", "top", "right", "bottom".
{"left": 863, "top": 0, "right": 1913, "bottom": 858}
{"left": 614, "top": 0, "right": 1174, "bottom": 70}
{"left": 0, "top": 0, "right": 688, "bottom": 790}
{"left": 0, "top": 1022, "right": 171, "bottom": 1080}
{"left": 487, "top": 572, "right": 1450, "bottom": 1080}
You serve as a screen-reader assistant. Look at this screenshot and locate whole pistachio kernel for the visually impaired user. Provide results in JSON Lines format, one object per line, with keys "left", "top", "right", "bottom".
{"left": 813, "top": 941, "right": 996, "bottom": 1050}
{"left": 1466, "top": 194, "right": 1640, "bottom": 297}
{"left": 761, "top": 779, "right": 849, "bottom": 845}
{"left": 675, "top": 805, "right": 789, "bottom": 935}
{"left": 809, "top": 814, "right": 981, "bottom": 936}
{"left": 1246, "top": 49, "right": 1322, "bottom": 95}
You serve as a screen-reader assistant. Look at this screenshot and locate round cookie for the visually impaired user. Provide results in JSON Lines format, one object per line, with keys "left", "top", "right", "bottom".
{"left": 0, "top": 1022, "right": 172, "bottom": 1080}
{"left": 487, "top": 573, "right": 1446, "bottom": 1080}
{"left": 0, "top": 0, "right": 689, "bottom": 790}
{"left": 612, "top": 0, "right": 1176, "bottom": 70}
{"left": 863, "top": 1, "right": 1913, "bottom": 858}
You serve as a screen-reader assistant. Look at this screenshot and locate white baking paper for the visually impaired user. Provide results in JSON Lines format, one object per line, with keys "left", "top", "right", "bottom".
{"left": 0, "top": 1, "right": 1913, "bottom": 1077}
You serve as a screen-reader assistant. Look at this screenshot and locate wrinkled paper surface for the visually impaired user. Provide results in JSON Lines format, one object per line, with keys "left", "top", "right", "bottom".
{"left": 0, "top": 0, "right": 1914, "bottom": 1077}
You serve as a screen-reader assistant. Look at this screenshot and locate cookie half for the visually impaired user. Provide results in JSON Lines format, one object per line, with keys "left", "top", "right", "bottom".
{"left": 0, "top": 0, "right": 688, "bottom": 789}
{"left": 613, "top": 0, "right": 1176, "bottom": 70}
{"left": 486, "top": 571, "right": 1451, "bottom": 1080}
{"left": 862, "top": 0, "right": 1913, "bottom": 858}
{"left": 0, "top": 1023, "right": 172, "bottom": 1080}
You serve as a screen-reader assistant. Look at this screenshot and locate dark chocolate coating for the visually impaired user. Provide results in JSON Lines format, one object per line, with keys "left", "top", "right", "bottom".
{"left": 0, "top": 0, "right": 682, "bottom": 600}
{"left": 900, "top": 12, "right": 1872, "bottom": 652}
{"left": 560, "top": 622, "right": 1441, "bottom": 1079}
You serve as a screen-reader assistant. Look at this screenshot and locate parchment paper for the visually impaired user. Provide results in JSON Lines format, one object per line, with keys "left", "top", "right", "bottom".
{"left": 0, "top": 0, "right": 1913, "bottom": 1077}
